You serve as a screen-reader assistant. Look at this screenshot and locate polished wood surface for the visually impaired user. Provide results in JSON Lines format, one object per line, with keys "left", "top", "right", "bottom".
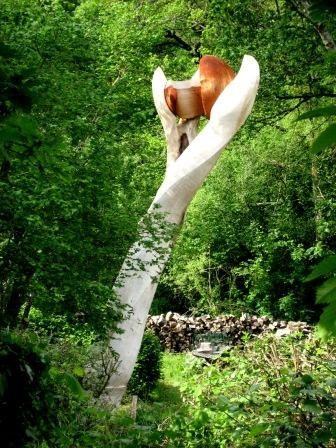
{"left": 200, "top": 55, "right": 235, "bottom": 119}
{"left": 164, "top": 55, "right": 235, "bottom": 119}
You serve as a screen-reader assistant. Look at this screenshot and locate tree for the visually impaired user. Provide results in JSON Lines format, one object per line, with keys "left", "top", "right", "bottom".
{"left": 156, "top": 0, "right": 336, "bottom": 320}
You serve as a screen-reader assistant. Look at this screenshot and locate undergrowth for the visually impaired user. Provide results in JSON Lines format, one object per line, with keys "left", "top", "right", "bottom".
{"left": 167, "top": 334, "right": 336, "bottom": 448}
{"left": 2, "top": 332, "right": 335, "bottom": 447}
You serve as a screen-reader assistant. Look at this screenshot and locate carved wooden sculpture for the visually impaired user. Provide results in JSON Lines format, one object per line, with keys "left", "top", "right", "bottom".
{"left": 164, "top": 55, "right": 235, "bottom": 119}
{"left": 103, "top": 55, "right": 260, "bottom": 405}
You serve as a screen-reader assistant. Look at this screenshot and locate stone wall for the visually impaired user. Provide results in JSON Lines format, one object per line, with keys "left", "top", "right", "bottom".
{"left": 146, "top": 312, "right": 311, "bottom": 352}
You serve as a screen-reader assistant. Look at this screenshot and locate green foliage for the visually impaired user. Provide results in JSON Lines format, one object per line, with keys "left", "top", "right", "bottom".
{"left": 0, "top": 1, "right": 335, "bottom": 444}
{"left": 298, "top": 106, "right": 336, "bottom": 121}
{"left": 311, "top": 124, "right": 336, "bottom": 155}
{"left": 305, "top": 255, "right": 336, "bottom": 339}
{"left": 0, "top": 331, "right": 86, "bottom": 447}
{"left": 298, "top": 104, "right": 336, "bottom": 154}
{"left": 300, "top": 96, "right": 336, "bottom": 338}
{"left": 0, "top": 0, "right": 169, "bottom": 334}
{"left": 162, "top": 124, "right": 325, "bottom": 320}
{"left": 28, "top": 308, "right": 97, "bottom": 345}
{"left": 99, "top": 353, "right": 185, "bottom": 447}
{"left": 0, "top": 0, "right": 335, "bottom": 334}
{"left": 306, "top": 255, "right": 336, "bottom": 282}
{"left": 151, "top": 0, "right": 336, "bottom": 322}
{"left": 128, "top": 330, "right": 163, "bottom": 399}
{"left": 2, "top": 335, "right": 334, "bottom": 448}
{"left": 167, "top": 336, "right": 336, "bottom": 447}
{"left": 0, "top": 331, "right": 50, "bottom": 447}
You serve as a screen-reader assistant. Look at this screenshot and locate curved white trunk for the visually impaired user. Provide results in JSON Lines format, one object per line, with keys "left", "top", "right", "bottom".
{"left": 104, "top": 55, "right": 260, "bottom": 405}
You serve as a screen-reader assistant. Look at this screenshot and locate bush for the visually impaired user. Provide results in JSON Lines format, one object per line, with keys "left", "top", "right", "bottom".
{"left": 0, "top": 330, "right": 163, "bottom": 447}
{"left": 128, "top": 330, "right": 162, "bottom": 398}
{"left": 0, "top": 331, "right": 88, "bottom": 447}
{"left": 167, "top": 335, "right": 336, "bottom": 447}
{"left": 0, "top": 332, "right": 58, "bottom": 447}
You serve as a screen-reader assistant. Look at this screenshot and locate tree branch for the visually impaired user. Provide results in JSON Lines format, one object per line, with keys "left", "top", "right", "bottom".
{"left": 256, "top": 98, "right": 309, "bottom": 126}
{"left": 277, "top": 92, "right": 336, "bottom": 100}
{"left": 164, "top": 30, "right": 201, "bottom": 59}
{"left": 288, "top": 0, "right": 336, "bottom": 50}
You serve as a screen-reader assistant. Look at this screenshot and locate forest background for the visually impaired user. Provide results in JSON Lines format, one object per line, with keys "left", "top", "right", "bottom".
{"left": 0, "top": 0, "right": 336, "bottom": 446}
{"left": 1, "top": 0, "right": 335, "bottom": 338}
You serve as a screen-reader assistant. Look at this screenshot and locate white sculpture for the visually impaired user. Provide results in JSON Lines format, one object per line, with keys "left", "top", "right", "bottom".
{"left": 103, "top": 55, "right": 260, "bottom": 405}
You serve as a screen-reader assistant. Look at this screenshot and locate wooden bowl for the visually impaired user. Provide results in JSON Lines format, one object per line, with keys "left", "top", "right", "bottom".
{"left": 164, "top": 55, "right": 235, "bottom": 119}
{"left": 199, "top": 55, "right": 235, "bottom": 119}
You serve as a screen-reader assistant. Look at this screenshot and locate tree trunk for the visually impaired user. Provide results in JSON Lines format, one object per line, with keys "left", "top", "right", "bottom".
{"left": 289, "top": 0, "right": 336, "bottom": 51}
{"left": 103, "top": 55, "right": 260, "bottom": 405}
{"left": 5, "top": 264, "right": 34, "bottom": 327}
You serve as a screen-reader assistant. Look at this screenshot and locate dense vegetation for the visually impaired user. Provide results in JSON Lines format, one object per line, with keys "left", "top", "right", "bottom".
{"left": 0, "top": 0, "right": 336, "bottom": 446}
{"left": 168, "top": 336, "right": 336, "bottom": 447}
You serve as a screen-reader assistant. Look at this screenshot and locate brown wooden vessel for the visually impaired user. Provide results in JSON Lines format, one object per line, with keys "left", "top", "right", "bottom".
{"left": 164, "top": 55, "right": 235, "bottom": 119}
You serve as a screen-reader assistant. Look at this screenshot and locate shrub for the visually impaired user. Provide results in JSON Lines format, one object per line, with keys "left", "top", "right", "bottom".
{"left": 128, "top": 330, "right": 162, "bottom": 398}
{"left": 0, "top": 331, "right": 87, "bottom": 447}
{"left": 167, "top": 335, "right": 336, "bottom": 447}
{"left": 0, "top": 332, "right": 58, "bottom": 447}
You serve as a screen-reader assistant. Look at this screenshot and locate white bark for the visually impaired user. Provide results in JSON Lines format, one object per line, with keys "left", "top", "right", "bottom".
{"left": 103, "top": 55, "right": 260, "bottom": 405}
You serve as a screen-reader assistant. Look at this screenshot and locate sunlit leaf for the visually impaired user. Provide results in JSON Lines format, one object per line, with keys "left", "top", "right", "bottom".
{"left": 311, "top": 124, "right": 336, "bottom": 155}
{"left": 305, "top": 255, "right": 336, "bottom": 281}
{"left": 298, "top": 106, "right": 336, "bottom": 121}
{"left": 250, "top": 423, "right": 268, "bottom": 436}
{"left": 73, "top": 366, "right": 85, "bottom": 378}
{"left": 316, "top": 300, "right": 336, "bottom": 340}
{"left": 316, "top": 277, "right": 336, "bottom": 304}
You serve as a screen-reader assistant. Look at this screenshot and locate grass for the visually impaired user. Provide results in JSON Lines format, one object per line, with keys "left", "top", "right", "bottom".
{"left": 106, "top": 353, "right": 187, "bottom": 446}
{"left": 55, "top": 337, "right": 336, "bottom": 447}
{"left": 161, "top": 353, "right": 187, "bottom": 387}
{"left": 132, "top": 352, "right": 186, "bottom": 423}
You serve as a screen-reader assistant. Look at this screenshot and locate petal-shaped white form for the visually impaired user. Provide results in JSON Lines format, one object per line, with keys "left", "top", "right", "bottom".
{"left": 103, "top": 55, "right": 260, "bottom": 405}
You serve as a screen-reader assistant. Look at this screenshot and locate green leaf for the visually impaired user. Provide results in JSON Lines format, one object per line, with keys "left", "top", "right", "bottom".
{"left": 50, "top": 367, "right": 86, "bottom": 398}
{"left": 305, "top": 255, "right": 336, "bottom": 281}
{"left": 217, "top": 395, "right": 229, "bottom": 408}
{"left": 301, "top": 374, "right": 314, "bottom": 385}
{"left": 316, "top": 300, "right": 336, "bottom": 340}
{"left": 250, "top": 423, "right": 268, "bottom": 436}
{"left": 14, "top": 116, "right": 38, "bottom": 136}
{"left": 0, "top": 42, "right": 14, "bottom": 58}
{"left": 116, "top": 439, "right": 133, "bottom": 446}
{"left": 311, "top": 123, "right": 336, "bottom": 155}
{"left": 61, "top": 372, "right": 86, "bottom": 398}
{"left": 73, "top": 366, "right": 85, "bottom": 378}
{"left": 298, "top": 106, "right": 336, "bottom": 121}
{"left": 326, "top": 378, "right": 336, "bottom": 388}
{"left": 302, "top": 399, "right": 320, "bottom": 413}
{"left": 331, "top": 421, "right": 336, "bottom": 437}
{"left": 48, "top": 366, "right": 59, "bottom": 379}
{"left": 314, "top": 429, "right": 332, "bottom": 443}
{"left": 316, "top": 277, "right": 336, "bottom": 304}
{"left": 0, "top": 127, "right": 20, "bottom": 144}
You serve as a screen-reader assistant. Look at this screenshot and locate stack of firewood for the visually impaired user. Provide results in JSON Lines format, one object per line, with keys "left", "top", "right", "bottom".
{"left": 146, "top": 312, "right": 311, "bottom": 352}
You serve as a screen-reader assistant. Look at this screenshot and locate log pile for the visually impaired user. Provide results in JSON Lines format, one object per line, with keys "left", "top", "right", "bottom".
{"left": 146, "top": 312, "right": 311, "bottom": 352}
